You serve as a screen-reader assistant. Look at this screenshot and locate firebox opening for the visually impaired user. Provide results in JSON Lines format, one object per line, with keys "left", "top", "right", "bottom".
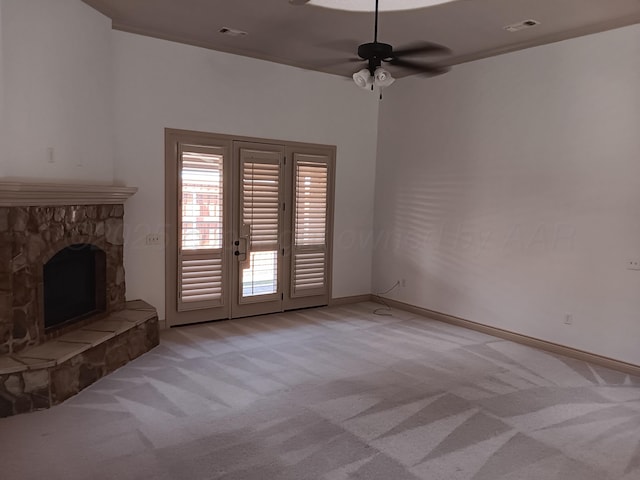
{"left": 43, "top": 244, "right": 107, "bottom": 331}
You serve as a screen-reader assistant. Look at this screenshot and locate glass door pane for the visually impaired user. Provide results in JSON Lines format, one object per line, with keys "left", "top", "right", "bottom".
{"left": 242, "top": 251, "right": 278, "bottom": 297}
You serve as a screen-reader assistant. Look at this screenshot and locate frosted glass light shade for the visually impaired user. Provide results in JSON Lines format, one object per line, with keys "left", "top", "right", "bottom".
{"left": 353, "top": 68, "right": 373, "bottom": 89}
{"left": 374, "top": 67, "right": 395, "bottom": 87}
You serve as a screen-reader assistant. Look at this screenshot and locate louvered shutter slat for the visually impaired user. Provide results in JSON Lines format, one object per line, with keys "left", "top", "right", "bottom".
{"left": 178, "top": 147, "right": 225, "bottom": 311}
{"left": 240, "top": 155, "right": 281, "bottom": 300}
{"left": 243, "top": 161, "right": 281, "bottom": 250}
{"left": 292, "top": 157, "right": 330, "bottom": 297}
{"left": 179, "top": 256, "right": 223, "bottom": 307}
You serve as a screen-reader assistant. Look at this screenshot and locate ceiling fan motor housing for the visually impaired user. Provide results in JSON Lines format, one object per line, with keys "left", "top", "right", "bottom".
{"left": 358, "top": 42, "right": 393, "bottom": 61}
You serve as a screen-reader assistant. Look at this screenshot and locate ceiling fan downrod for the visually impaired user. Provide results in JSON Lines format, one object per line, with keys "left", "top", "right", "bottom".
{"left": 374, "top": 0, "right": 379, "bottom": 43}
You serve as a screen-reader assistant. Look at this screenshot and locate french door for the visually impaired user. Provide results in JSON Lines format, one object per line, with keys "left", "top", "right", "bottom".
{"left": 165, "top": 130, "right": 335, "bottom": 327}
{"left": 231, "top": 142, "right": 285, "bottom": 318}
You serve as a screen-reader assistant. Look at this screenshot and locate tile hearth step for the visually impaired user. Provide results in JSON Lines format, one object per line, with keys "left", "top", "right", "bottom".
{"left": 0, "top": 300, "right": 159, "bottom": 417}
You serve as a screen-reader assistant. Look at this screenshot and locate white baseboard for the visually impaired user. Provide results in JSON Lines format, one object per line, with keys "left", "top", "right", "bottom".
{"left": 330, "top": 294, "right": 374, "bottom": 306}
{"left": 377, "top": 297, "right": 640, "bottom": 378}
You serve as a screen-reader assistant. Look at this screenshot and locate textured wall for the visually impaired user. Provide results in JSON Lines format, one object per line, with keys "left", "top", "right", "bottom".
{"left": 374, "top": 24, "right": 640, "bottom": 365}
{"left": 0, "top": 0, "right": 114, "bottom": 182}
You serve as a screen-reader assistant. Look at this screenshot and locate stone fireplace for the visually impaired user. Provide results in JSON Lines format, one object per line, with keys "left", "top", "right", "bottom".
{"left": 0, "top": 182, "right": 159, "bottom": 417}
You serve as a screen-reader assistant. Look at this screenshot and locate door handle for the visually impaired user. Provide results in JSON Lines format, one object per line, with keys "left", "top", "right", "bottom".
{"left": 234, "top": 237, "right": 248, "bottom": 263}
{"left": 236, "top": 223, "right": 251, "bottom": 265}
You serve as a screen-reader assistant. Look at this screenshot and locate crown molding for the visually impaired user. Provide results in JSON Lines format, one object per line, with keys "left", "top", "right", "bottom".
{"left": 0, "top": 182, "right": 138, "bottom": 206}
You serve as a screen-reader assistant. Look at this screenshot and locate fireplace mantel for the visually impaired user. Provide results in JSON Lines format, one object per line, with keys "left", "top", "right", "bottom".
{"left": 0, "top": 182, "right": 138, "bottom": 206}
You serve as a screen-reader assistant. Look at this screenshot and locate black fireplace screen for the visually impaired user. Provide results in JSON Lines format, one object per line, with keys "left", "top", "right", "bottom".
{"left": 43, "top": 244, "right": 106, "bottom": 330}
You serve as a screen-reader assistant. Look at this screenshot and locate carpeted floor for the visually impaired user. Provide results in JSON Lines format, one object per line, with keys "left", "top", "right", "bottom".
{"left": 1, "top": 302, "right": 640, "bottom": 480}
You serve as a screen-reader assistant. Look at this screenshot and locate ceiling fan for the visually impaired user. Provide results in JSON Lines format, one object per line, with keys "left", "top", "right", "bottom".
{"left": 292, "top": 0, "right": 452, "bottom": 90}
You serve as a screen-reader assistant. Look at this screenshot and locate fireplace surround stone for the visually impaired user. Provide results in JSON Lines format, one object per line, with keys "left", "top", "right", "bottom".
{"left": 0, "top": 182, "right": 159, "bottom": 417}
{"left": 0, "top": 204, "right": 128, "bottom": 353}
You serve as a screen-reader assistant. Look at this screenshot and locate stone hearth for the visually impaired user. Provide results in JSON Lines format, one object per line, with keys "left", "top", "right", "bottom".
{"left": 0, "top": 182, "right": 159, "bottom": 417}
{"left": 0, "top": 300, "right": 158, "bottom": 417}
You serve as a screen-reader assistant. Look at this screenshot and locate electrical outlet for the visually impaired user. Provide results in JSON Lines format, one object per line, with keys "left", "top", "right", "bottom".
{"left": 564, "top": 314, "right": 573, "bottom": 325}
{"left": 145, "top": 233, "right": 161, "bottom": 246}
{"left": 627, "top": 259, "right": 640, "bottom": 270}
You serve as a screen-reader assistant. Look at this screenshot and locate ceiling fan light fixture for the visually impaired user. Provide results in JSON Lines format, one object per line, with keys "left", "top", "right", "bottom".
{"left": 346, "top": 0, "right": 451, "bottom": 92}
{"left": 353, "top": 68, "right": 373, "bottom": 89}
{"left": 374, "top": 67, "right": 395, "bottom": 87}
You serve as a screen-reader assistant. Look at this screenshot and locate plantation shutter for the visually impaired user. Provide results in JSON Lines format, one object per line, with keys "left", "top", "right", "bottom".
{"left": 291, "top": 153, "right": 330, "bottom": 297}
{"left": 178, "top": 145, "right": 225, "bottom": 311}
{"left": 238, "top": 148, "right": 283, "bottom": 303}
{"left": 242, "top": 160, "right": 280, "bottom": 251}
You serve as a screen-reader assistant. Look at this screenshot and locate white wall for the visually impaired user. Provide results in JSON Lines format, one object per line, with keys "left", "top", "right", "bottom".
{"left": 374, "top": 25, "right": 640, "bottom": 365}
{"left": 112, "top": 31, "right": 379, "bottom": 319}
{"left": 0, "top": 0, "right": 114, "bottom": 182}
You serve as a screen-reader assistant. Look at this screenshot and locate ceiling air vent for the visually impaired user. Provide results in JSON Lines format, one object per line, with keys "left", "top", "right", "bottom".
{"left": 219, "top": 27, "right": 248, "bottom": 37}
{"left": 504, "top": 19, "right": 540, "bottom": 33}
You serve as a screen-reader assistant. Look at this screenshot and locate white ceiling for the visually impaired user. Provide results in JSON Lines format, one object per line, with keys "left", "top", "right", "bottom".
{"left": 82, "top": 0, "right": 640, "bottom": 78}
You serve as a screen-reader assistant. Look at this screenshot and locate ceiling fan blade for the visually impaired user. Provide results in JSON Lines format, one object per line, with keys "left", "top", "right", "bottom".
{"left": 387, "top": 58, "right": 450, "bottom": 76}
{"left": 319, "top": 39, "right": 362, "bottom": 54}
{"left": 317, "top": 58, "right": 363, "bottom": 68}
{"left": 392, "top": 42, "right": 451, "bottom": 57}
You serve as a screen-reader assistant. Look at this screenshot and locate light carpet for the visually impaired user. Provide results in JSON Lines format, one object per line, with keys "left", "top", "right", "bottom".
{"left": 1, "top": 302, "right": 640, "bottom": 480}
